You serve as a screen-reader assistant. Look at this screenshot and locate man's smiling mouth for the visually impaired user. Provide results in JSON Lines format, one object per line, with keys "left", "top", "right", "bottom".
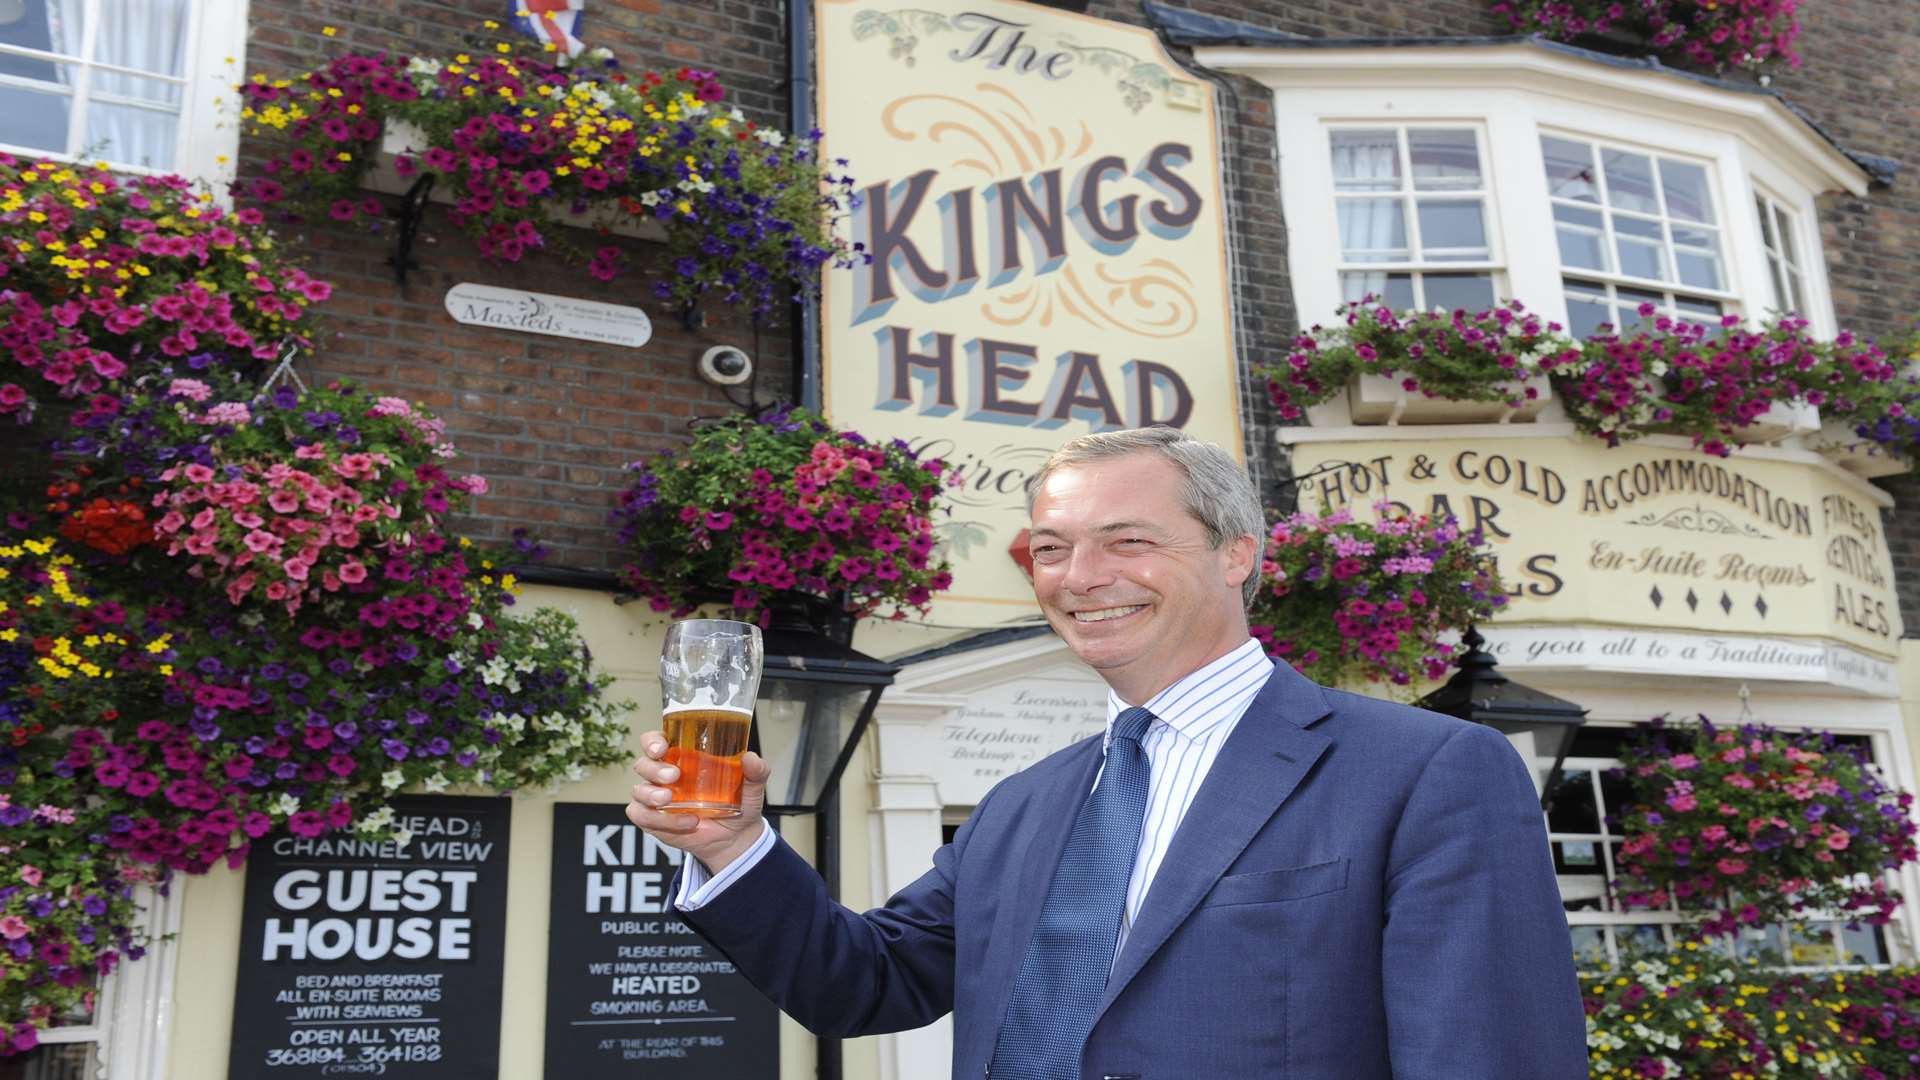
{"left": 1072, "top": 605, "right": 1145, "bottom": 623}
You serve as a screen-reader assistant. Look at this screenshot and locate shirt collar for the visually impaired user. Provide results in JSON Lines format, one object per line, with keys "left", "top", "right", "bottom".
{"left": 1104, "top": 638, "right": 1272, "bottom": 745}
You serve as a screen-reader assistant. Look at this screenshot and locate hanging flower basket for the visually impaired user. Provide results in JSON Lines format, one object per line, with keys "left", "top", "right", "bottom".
{"left": 1248, "top": 502, "right": 1507, "bottom": 689}
{"left": 1611, "top": 716, "right": 1919, "bottom": 938}
{"left": 238, "top": 47, "right": 862, "bottom": 316}
{"left": 611, "top": 405, "right": 957, "bottom": 625}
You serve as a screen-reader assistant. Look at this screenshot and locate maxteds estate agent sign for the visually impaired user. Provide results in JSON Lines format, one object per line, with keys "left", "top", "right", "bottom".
{"left": 816, "top": 2, "right": 1241, "bottom": 623}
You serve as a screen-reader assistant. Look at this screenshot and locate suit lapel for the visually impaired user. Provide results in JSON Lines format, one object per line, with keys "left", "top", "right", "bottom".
{"left": 975, "top": 735, "right": 1105, "bottom": 1030}
{"left": 1097, "top": 662, "right": 1333, "bottom": 1016}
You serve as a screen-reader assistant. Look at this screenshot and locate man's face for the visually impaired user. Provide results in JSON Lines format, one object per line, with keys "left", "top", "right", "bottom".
{"left": 1027, "top": 453, "right": 1256, "bottom": 702}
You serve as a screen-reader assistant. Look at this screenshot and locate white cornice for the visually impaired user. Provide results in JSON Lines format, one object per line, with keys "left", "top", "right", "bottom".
{"left": 1195, "top": 43, "right": 1869, "bottom": 197}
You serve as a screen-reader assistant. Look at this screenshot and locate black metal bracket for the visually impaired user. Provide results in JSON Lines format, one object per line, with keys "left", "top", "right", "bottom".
{"left": 387, "top": 173, "right": 436, "bottom": 287}
{"left": 680, "top": 300, "right": 705, "bottom": 333}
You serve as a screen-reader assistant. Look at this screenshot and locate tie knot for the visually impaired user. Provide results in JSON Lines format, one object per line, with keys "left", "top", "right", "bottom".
{"left": 1112, "top": 706, "right": 1156, "bottom": 747}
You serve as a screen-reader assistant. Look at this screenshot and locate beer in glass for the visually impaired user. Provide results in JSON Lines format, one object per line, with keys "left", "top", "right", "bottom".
{"left": 658, "top": 619, "right": 763, "bottom": 816}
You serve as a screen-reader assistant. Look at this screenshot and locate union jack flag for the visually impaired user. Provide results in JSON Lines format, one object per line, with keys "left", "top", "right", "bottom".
{"left": 511, "top": 0, "right": 585, "bottom": 58}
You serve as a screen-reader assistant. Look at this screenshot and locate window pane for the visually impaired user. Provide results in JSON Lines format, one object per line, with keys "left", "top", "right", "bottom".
{"left": 1541, "top": 136, "right": 1599, "bottom": 203}
{"left": 0, "top": 1041, "right": 100, "bottom": 1078}
{"left": 1553, "top": 204, "right": 1608, "bottom": 271}
{"left": 1734, "top": 923, "right": 1785, "bottom": 962}
{"left": 1415, "top": 198, "right": 1487, "bottom": 256}
{"left": 1675, "top": 250, "right": 1723, "bottom": 292}
{"left": 1788, "top": 923, "right": 1841, "bottom": 967}
{"left": 1618, "top": 923, "right": 1668, "bottom": 955}
{"left": 1675, "top": 296, "right": 1723, "bottom": 319}
{"left": 1408, "top": 129, "right": 1481, "bottom": 190}
{"left": 1616, "top": 286, "right": 1665, "bottom": 331}
{"left": 1785, "top": 269, "right": 1805, "bottom": 313}
{"left": 1565, "top": 291, "right": 1613, "bottom": 340}
{"left": 1341, "top": 270, "right": 1414, "bottom": 310}
{"left": 85, "top": 95, "right": 177, "bottom": 169}
{"left": 1768, "top": 259, "right": 1789, "bottom": 312}
{"left": 1421, "top": 272, "right": 1494, "bottom": 313}
{"left": 1602, "top": 148, "right": 1660, "bottom": 214}
{"left": 1776, "top": 210, "right": 1799, "bottom": 265}
{"left": 93, "top": 0, "right": 189, "bottom": 78}
{"left": 1614, "top": 216, "right": 1667, "bottom": 281}
{"left": 1547, "top": 769, "right": 1601, "bottom": 833}
{"left": 1569, "top": 925, "right": 1607, "bottom": 966}
{"left": 1755, "top": 196, "right": 1777, "bottom": 249}
{"left": 1841, "top": 923, "right": 1888, "bottom": 966}
{"left": 1659, "top": 159, "right": 1714, "bottom": 223}
{"left": 0, "top": 70, "right": 71, "bottom": 153}
{"left": 1331, "top": 129, "right": 1402, "bottom": 192}
{"left": 0, "top": 0, "right": 81, "bottom": 59}
{"left": 1337, "top": 197, "right": 1408, "bottom": 261}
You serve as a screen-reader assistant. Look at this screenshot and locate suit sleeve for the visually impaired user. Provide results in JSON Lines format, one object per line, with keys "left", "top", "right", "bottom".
{"left": 1381, "top": 722, "right": 1589, "bottom": 1079}
{"left": 674, "top": 787, "right": 996, "bottom": 1039}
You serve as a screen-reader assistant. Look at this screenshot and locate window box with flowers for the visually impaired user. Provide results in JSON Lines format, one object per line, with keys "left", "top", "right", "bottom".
{"left": 238, "top": 46, "right": 860, "bottom": 318}
{"left": 1257, "top": 298, "right": 1568, "bottom": 428}
{"left": 610, "top": 405, "right": 958, "bottom": 628}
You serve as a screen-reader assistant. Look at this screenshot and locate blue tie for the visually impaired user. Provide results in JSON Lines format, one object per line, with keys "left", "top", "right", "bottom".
{"left": 988, "top": 706, "right": 1157, "bottom": 1080}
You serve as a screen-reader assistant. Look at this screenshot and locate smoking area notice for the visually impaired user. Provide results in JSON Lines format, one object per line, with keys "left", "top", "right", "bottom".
{"left": 226, "top": 795, "right": 511, "bottom": 1078}
{"left": 543, "top": 803, "right": 778, "bottom": 1079}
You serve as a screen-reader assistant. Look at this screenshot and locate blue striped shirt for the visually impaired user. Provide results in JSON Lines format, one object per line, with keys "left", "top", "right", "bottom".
{"left": 677, "top": 638, "right": 1274, "bottom": 921}
{"left": 1108, "top": 637, "right": 1272, "bottom": 940}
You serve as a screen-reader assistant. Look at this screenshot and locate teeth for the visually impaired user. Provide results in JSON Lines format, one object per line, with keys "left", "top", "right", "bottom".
{"left": 1074, "top": 605, "right": 1143, "bottom": 623}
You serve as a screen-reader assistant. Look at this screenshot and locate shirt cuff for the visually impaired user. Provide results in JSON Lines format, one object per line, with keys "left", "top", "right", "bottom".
{"left": 674, "top": 819, "right": 774, "bottom": 911}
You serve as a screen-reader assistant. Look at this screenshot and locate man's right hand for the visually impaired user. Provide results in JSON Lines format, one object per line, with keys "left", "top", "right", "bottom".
{"left": 625, "top": 731, "right": 772, "bottom": 875}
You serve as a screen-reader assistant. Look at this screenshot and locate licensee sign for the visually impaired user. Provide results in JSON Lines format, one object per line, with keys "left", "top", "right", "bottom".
{"left": 543, "top": 803, "right": 778, "bottom": 1079}
{"left": 443, "top": 282, "right": 654, "bottom": 348}
{"left": 227, "top": 796, "right": 511, "bottom": 1079}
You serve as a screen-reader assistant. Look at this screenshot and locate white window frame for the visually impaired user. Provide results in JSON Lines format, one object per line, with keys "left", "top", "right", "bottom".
{"left": 25, "top": 884, "right": 182, "bottom": 1080}
{"left": 1201, "top": 43, "right": 1868, "bottom": 351}
{"left": 1324, "top": 121, "right": 1507, "bottom": 312}
{"left": 1753, "top": 182, "right": 1813, "bottom": 321}
{"left": 0, "top": 0, "right": 247, "bottom": 191}
{"left": 1538, "top": 129, "right": 1740, "bottom": 332}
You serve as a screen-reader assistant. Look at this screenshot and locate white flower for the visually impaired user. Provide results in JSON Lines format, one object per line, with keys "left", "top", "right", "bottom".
{"left": 269, "top": 793, "right": 300, "bottom": 816}
{"left": 639, "top": 191, "right": 662, "bottom": 207}
{"left": 392, "top": 829, "right": 414, "bottom": 849}
{"left": 468, "top": 612, "right": 485, "bottom": 629}
{"left": 753, "top": 128, "right": 786, "bottom": 147}
{"left": 587, "top": 46, "right": 614, "bottom": 62}
{"left": 422, "top": 772, "right": 449, "bottom": 793}
{"left": 382, "top": 769, "right": 405, "bottom": 792}
{"left": 406, "top": 57, "right": 443, "bottom": 77}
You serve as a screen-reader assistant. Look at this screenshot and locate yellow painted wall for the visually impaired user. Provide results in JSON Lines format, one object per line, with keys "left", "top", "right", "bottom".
{"left": 165, "top": 584, "right": 881, "bottom": 1080}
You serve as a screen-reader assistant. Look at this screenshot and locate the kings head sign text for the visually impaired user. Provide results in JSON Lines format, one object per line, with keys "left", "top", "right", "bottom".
{"left": 818, "top": 1, "right": 1240, "bottom": 620}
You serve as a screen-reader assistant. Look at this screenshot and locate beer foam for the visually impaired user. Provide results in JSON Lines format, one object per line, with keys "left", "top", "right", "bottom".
{"left": 661, "top": 701, "right": 753, "bottom": 718}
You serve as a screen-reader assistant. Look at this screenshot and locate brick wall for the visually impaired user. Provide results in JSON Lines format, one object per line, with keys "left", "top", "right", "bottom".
{"left": 240, "top": 0, "right": 1920, "bottom": 620}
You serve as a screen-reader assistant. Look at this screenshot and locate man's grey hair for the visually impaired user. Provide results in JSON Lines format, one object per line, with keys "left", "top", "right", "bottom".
{"left": 1025, "top": 427, "right": 1266, "bottom": 608}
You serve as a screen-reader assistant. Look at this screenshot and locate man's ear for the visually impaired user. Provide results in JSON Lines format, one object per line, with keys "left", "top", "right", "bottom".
{"left": 1222, "top": 533, "right": 1260, "bottom": 592}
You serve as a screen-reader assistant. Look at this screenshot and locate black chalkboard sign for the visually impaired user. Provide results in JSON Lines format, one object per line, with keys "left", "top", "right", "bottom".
{"left": 543, "top": 803, "right": 779, "bottom": 1079}
{"left": 226, "top": 795, "right": 512, "bottom": 1079}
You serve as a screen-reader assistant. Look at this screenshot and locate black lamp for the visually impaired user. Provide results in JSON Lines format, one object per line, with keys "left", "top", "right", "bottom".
{"left": 751, "top": 622, "right": 897, "bottom": 815}
{"left": 1416, "top": 628, "right": 1588, "bottom": 809}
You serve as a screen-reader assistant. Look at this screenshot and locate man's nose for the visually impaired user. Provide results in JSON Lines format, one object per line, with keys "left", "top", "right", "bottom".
{"left": 1060, "top": 545, "right": 1116, "bottom": 593}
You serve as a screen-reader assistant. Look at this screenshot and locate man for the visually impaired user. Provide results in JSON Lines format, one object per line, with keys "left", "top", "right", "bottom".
{"left": 627, "top": 427, "right": 1587, "bottom": 1079}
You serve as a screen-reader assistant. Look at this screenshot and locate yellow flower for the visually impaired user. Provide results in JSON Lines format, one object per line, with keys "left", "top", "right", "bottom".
{"left": 322, "top": 25, "right": 336, "bottom": 36}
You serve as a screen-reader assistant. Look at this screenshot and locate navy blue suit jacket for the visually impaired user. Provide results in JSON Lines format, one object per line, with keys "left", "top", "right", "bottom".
{"left": 680, "top": 659, "right": 1588, "bottom": 1078}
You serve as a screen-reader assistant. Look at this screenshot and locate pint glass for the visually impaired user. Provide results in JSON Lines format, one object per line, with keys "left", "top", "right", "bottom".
{"left": 658, "top": 619, "right": 763, "bottom": 816}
